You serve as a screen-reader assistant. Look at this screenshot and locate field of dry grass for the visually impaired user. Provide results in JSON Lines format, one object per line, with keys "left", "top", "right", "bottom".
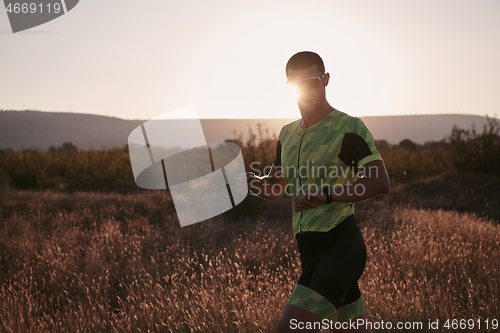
{"left": 0, "top": 172, "right": 499, "bottom": 332}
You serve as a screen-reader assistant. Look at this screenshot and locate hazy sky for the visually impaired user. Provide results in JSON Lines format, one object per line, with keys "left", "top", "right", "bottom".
{"left": 1, "top": 0, "right": 499, "bottom": 120}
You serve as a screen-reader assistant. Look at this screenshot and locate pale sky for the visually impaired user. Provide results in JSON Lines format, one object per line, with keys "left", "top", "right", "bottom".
{"left": 1, "top": 0, "right": 499, "bottom": 120}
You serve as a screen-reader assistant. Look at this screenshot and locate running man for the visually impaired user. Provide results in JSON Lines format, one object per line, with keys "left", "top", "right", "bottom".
{"left": 240, "top": 51, "right": 390, "bottom": 332}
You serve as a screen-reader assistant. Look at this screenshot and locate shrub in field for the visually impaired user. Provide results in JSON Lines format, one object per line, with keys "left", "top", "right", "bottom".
{"left": 0, "top": 145, "right": 136, "bottom": 192}
{"left": 447, "top": 117, "right": 500, "bottom": 175}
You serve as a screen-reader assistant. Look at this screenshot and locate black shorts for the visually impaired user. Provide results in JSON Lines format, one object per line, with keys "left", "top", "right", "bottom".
{"left": 287, "top": 215, "right": 367, "bottom": 320}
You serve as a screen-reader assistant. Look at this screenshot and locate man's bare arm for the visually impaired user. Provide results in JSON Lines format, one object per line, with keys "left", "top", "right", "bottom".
{"left": 328, "top": 159, "right": 390, "bottom": 202}
{"left": 294, "top": 160, "right": 390, "bottom": 211}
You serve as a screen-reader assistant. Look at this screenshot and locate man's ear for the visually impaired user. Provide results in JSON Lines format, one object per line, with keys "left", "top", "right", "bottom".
{"left": 323, "top": 72, "right": 330, "bottom": 87}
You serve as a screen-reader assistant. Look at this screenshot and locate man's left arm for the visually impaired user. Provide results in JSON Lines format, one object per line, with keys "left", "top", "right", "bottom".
{"left": 294, "top": 160, "right": 390, "bottom": 211}
{"left": 328, "top": 159, "right": 390, "bottom": 202}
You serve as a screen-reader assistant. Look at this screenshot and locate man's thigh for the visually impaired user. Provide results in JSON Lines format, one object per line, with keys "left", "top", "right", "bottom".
{"left": 304, "top": 229, "right": 367, "bottom": 308}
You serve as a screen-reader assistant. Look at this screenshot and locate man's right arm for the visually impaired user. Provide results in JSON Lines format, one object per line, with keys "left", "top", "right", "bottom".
{"left": 241, "top": 140, "right": 287, "bottom": 200}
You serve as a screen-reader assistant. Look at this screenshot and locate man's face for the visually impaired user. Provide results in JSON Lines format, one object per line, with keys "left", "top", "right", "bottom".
{"left": 286, "top": 64, "right": 328, "bottom": 109}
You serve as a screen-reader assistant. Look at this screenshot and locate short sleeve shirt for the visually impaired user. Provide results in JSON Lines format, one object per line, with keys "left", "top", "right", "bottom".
{"left": 275, "top": 109, "right": 382, "bottom": 235}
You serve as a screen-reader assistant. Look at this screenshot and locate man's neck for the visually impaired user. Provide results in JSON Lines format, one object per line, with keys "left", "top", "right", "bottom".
{"left": 299, "top": 100, "right": 334, "bottom": 129}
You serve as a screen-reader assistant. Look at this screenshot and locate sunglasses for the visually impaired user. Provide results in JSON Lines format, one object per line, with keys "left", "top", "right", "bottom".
{"left": 286, "top": 73, "right": 327, "bottom": 85}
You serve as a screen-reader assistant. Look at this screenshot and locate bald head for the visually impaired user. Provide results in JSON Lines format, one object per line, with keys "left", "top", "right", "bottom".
{"left": 286, "top": 51, "right": 325, "bottom": 78}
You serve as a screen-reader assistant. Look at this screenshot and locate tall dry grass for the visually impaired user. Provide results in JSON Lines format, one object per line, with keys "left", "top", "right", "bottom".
{"left": 0, "top": 173, "right": 499, "bottom": 332}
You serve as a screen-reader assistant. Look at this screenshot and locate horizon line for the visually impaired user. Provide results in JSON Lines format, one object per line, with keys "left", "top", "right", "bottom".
{"left": 1, "top": 109, "right": 498, "bottom": 121}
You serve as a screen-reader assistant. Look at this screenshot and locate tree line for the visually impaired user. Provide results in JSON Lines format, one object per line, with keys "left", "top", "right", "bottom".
{"left": 0, "top": 118, "right": 498, "bottom": 192}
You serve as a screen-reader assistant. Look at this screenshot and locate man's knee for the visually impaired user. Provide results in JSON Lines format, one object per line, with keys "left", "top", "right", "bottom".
{"left": 277, "top": 303, "right": 322, "bottom": 333}
{"left": 276, "top": 316, "right": 290, "bottom": 333}
{"left": 277, "top": 318, "right": 322, "bottom": 333}
{"left": 276, "top": 309, "right": 296, "bottom": 333}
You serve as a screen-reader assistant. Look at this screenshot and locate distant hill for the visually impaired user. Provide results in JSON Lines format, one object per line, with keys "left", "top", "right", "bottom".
{"left": 360, "top": 114, "right": 494, "bottom": 146}
{"left": 0, "top": 110, "right": 495, "bottom": 150}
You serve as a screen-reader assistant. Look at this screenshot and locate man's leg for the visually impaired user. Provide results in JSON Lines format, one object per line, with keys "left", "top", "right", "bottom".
{"left": 276, "top": 283, "right": 351, "bottom": 333}
{"left": 277, "top": 303, "right": 322, "bottom": 333}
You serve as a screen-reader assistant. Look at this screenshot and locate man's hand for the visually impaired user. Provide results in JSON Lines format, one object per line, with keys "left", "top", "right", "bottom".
{"left": 294, "top": 189, "right": 327, "bottom": 212}
{"left": 236, "top": 167, "right": 287, "bottom": 200}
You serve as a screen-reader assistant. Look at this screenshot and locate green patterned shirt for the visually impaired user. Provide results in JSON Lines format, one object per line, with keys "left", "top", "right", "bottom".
{"left": 275, "top": 109, "right": 382, "bottom": 235}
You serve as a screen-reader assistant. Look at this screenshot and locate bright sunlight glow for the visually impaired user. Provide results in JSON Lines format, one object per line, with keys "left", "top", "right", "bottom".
{"left": 187, "top": 4, "right": 393, "bottom": 119}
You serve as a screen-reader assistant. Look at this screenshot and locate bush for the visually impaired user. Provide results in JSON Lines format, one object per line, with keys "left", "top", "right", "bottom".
{"left": 447, "top": 117, "right": 500, "bottom": 175}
